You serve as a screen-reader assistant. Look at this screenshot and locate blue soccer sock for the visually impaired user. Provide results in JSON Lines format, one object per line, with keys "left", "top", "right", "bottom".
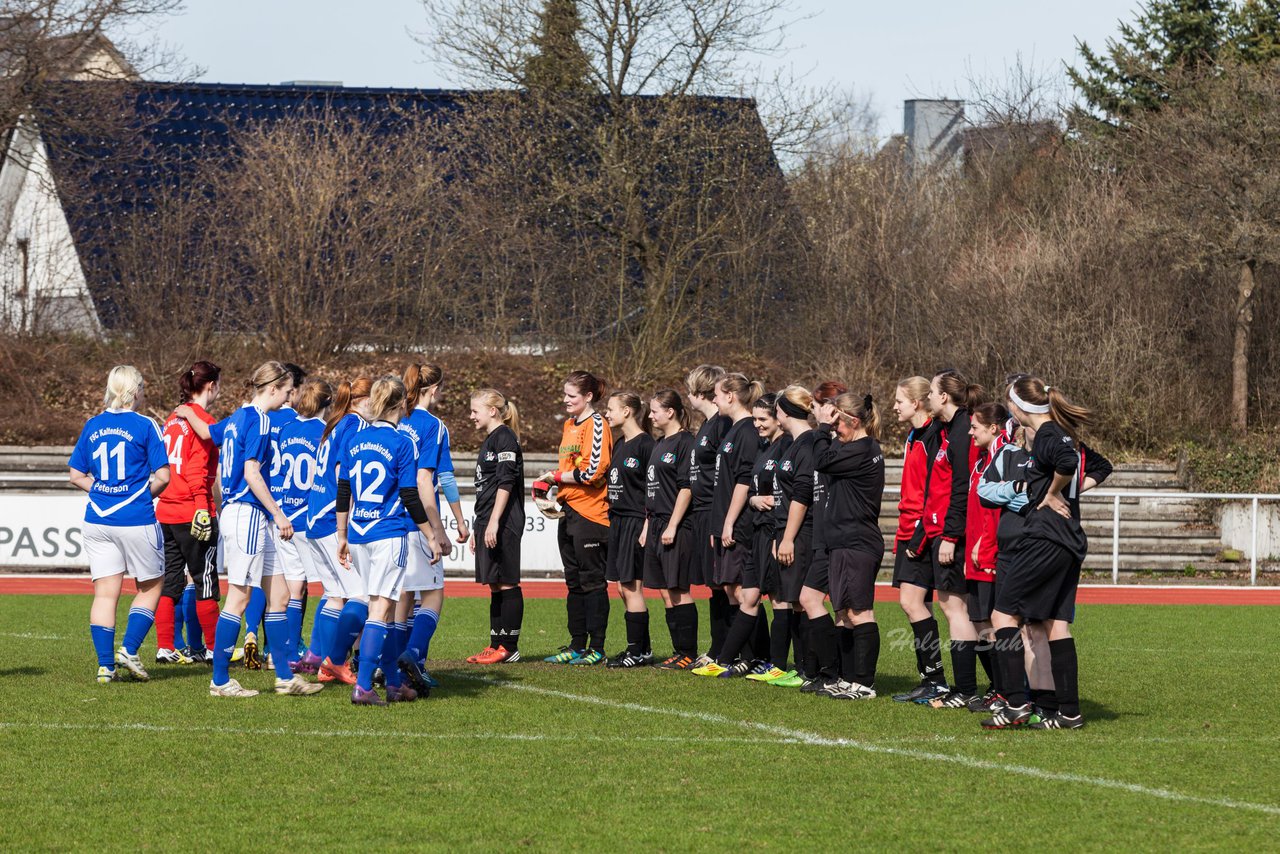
{"left": 357, "top": 620, "right": 388, "bottom": 692}
{"left": 382, "top": 623, "right": 404, "bottom": 688}
{"left": 394, "top": 621, "right": 410, "bottom": 659}
{"left": 90, "top": 623, "right": 115, "bottom": 668}
{"left": 327, "top": 600, "right": 369, "bottom": 664}
{"left": 182, "top": 585, "right": 204, "bottom": 651}
{"left": 306, "top": 597, "right": 328, "bottom": 654}
{"left": 264, "top": 611, "right": 293, "bottom": 679}
{"left": 285, "top": 598, "right": 304, "bottom": 663}
{"left": 121, "top": 606, "right": 155, "bottom": 656}
{"left": 212, "top": 612, "right": 242, "bottom": 685}
{"left": 406, "top": 607, "right": 440, "bottom": 663}
{"left": 311, "top": 603, "right": 340, "bottom": 659}
{"left": 174, "top": 584, "right": 195, "bottom": 648}
{"left": 244, "top": 587, "right": 267, "bottom": 640}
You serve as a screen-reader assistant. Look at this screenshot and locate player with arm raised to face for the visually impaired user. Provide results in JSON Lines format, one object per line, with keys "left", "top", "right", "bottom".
{"left": 539, "top": 370, "right": 613, "bottom": 666}
{"left": 274, "top": 379, "right": 333, "bottom": 675}
{"left": 603, "top": 391, "right": 656, "bottom": 668}
{"left": 811, "top": 392, "right": 886, "bottom": 700}
{"left": 205, "top": 362, "right": 321, "bottom": 698}
{"left": 467, "top": 389, "right": 526, "bottom": 665}
{"left": 154, "top": 360, "right": 221, "bottom": 665}
{"left": 692, "top": 373, "right": 766, "bottom": 678}
{"left": 69, "top": 366, "right": 171, "bottom": 684}
{"left": 394, "top": 363, "right": 456, "bottom": 692}
{"left": 683, "top": 365, "right": 731, "bottom": 668}
{"left": 335, "top": 376, "right": 437, "bottom": 705}
{"left": 642, "top": 390, "right": 698, "bottom": 669}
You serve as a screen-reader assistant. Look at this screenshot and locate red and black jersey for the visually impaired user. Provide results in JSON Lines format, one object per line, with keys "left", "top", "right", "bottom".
{"left": 922, "top": 410, "right": 978, "bottom": 544}
{"left": 156, "top": 402, "right": 218, "bottom": 525}
{"left": 964, "top": 435, "right": 1006, "bottom": 580}
{"left": 895, "top": 419, "right": 937, "bottom": 547}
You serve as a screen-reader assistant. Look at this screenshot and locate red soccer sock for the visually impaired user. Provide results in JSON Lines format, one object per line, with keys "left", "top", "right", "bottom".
{"left": 196, "top": 599, "right": 220, "bottom": 647}
{"left": 154, "top": 596, "right": 176, "bottom": 649}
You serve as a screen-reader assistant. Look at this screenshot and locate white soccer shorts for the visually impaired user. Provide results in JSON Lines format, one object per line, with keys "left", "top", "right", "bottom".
{"left": 402, "top": 529, "right": 445, "bottom": 593}
{"left": 275, "top": 529, "right": 314, "bottom": 583}
{"left": 349, "top": 536, "right": 408, "bottom": 601}
{"left": 83, "top": 522, "right": 164, "bottom": 583}
{"left": 306, "top": 532, "right": 366, "bottom": 602}
{"left": 218, "top": 502, "right": 278, "bottom": 588}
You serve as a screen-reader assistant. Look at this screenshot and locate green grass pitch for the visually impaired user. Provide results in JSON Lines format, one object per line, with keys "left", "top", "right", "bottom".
{"left": 0, "top": 595, "right": 1276, "bottom": 851}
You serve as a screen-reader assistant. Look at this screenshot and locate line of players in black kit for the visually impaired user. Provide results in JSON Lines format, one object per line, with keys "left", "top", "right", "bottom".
{"left": 468, "top": 366, "right": 1109, "bottom": 731}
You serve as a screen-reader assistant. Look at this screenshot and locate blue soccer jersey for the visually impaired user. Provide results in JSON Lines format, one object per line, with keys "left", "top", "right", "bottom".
{"left": 399, "top": 407, "right": 448, "bottom": 509}
{"left": 69, "top": 410, "right": 169, "bottom": 527}
{"left": 267, "top": 406, "right": 299, "bottom": 506}
{"left": 218, "top": 404, "right": 272, "bottom": 510}
{"left": 341, "top": 421, "right": 418, "bottom": 544}
{"left": 276, "top": 416, "right": 324, "bottom": 535}
{"left": 307, "top": 412, "right": 366, "bottom": 539}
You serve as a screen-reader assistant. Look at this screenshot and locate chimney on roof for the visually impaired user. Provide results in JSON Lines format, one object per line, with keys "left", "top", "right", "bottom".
{"left": 903, "top": 99, "right": 964, "bottom": 170}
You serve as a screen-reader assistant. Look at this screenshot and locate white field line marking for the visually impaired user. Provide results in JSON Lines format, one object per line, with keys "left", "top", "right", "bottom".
{"left": 459, "top": 675, "right": 1280, "bottom": 817}
{"left": 0, "top": 631, "right": 69, "bottom": 640}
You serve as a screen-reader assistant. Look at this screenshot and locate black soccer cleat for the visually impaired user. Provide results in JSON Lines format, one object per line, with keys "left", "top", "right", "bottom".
{"left": 1029, "top": 712, "right": 1085, "bottom": 730}
{"left": 981, "top": 702, "right": 1035, "bottom": 730}
{"left": 606, "top": 650, "right": 654, "bottom": 669}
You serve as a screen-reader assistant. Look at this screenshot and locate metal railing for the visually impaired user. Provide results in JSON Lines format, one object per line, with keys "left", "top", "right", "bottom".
{"left": 1090, "top": 491, "right": 1280, "bottom": 586}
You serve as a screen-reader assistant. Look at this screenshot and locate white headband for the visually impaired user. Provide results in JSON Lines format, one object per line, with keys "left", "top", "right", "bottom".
{"left": 1009, "top": 388, "right": 1050, "bottom": 414}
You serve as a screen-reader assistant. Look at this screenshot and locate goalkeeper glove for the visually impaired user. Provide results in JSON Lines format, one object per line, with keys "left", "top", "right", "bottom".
{"left": 191, "top": 509, "right": 213, "bottom": 542}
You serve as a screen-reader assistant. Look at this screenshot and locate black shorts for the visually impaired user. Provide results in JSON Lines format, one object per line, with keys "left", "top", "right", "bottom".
{"left": 829, "top": 548, "right": 879, "bottom": 612}
{"left": 773, "top": 530, "right": 810, "bottom": 603}
{"left": 712, "top": 539, "right": 749, "bottom": 586}
{"left": 559, "top": 507, "right": 608, "bottom": 593}
{"left": 642, "top": 518, "right": 693, "bottom": 590}
{"left": 475, "top": 527, "right": 522, "bottom": 586}
{"left": 163, "top": 521, "right": 219, "bottom": 601}
{"left": 967, "top": 578, "right": 996, "bottom": 622}
{"left": 994, "top": 537, "right": 1081, "bottom": 623}
{"left": 746, "top": 527, "right": 779, "bottom": 594}
{"left": 803, "top": 546, "right": 829, "bottom": 593}
{"left": 891, "top": 545, "right": 932, "bottom": 589}
{"left": 930, "top": 538, "right": 968, "bottom": 595}
{"left": 688, "top": 510, "right": 714, "bottom": 587}
{"left": 606, "top": 515, "right": 645, "bottom": 583}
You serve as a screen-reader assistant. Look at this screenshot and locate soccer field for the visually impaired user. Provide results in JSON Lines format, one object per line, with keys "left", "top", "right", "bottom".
{"left": 0, "top": 595, "right": 1276, "bottom": 851}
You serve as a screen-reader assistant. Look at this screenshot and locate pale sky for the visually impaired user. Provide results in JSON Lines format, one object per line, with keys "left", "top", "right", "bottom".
{"left": 135, "top": 0, "right": 1141, "bottom": 138}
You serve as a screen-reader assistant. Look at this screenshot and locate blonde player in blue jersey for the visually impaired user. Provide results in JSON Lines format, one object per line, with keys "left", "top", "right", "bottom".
{"left": 206, "top": 361, "right": 322, "bottom": 698}
{"left": 69, "top": 366, "right": 171, "bottom": 683}
{"left": 335, "top": 376, "right": 439, "bottom": 705}
{"left": 394, "top": 362, "right": 463, "bottom": 692}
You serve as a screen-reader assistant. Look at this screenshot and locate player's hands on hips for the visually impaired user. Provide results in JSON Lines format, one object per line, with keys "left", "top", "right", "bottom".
{"left": 1040, "top": 492, "right": 1071, "bottom": 519}
{"left": 190, "top": 509, "right": 213, "bottom": 542}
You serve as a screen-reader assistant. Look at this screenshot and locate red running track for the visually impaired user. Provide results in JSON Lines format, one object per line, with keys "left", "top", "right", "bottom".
{"left": 1, "top": 577, "right": 1278, "bottom": 605}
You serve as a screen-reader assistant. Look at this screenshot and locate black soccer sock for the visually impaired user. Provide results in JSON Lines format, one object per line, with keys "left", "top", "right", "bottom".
{"left": 587, "top": 588, "right": 610, "bottom": 651}
{"left": 950, "top": 639, "right": 978, "bottom": 696}
{"left": 995, "top": 626, "right": 1027, "bottom": 707}
{"left": 676, "top": 602, "right": 699, "bottom": 657}
{"left": 489, "top": 590, "right": 503, "bottom": 649}
{"left": 717, "top": 608, "right": 756, "bottom": 665}
{"left": 911, "top": 617, "right": 945, "bottom": 684}
{"left": 664, "top": 607, "right": 680, "bottom": 656}
{"left": 708, "top": 589, "right": 730, "bottom": 658}
{"left": 838, "top": 627, "right": 858, "bottom": 682}
{"left": 851, "top": 622, "right": 880, "bottom": 688}
{"left": 567, "top": 591, "right": 587, "bottom": 650}
{"left": 1029, "top": 688, "right": 1058, "bottom": 713}
{"left": 810, "top": 614, "right": 838, "bottom": 680}
{"left": 791, "top": 612, "right": 808, "bottom": 675}
{"left": 749, "top": 608, "right": 770, "bottom": 662}
{"left": 975, "top": 638, "right": 995, "bottom": 688}
{"left": 500, "top": 587, "right": 523, "bottom": 651}
{"left": 1049, "top": 637, "right": 1080, "bottom": 717}
{"left": 624, "top": 610, "right": 650, "bottom": 654}
{"left": 769, "top": 609, "right": 793, "bottom": 670}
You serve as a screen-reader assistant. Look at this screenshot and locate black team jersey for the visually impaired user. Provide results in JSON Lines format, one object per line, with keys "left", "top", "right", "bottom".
{"left": 607, "top": 432, "right": 655, "bottom": 520}
{"left": 474, "top": 424, "right": 524, "bottom": 532}
{"left": 688, "top": 413, "right": 731, "bottom": 513}
{"left": 773, "top": 430, "right": 817, "bottom": 536}
{"left": 647, "top": 431, "right": 695, "bottom": 525}
{"left": 751, "top": 433, "right": 792, "bottom": 532}
{"left": 813, "top": 426, "right": 886, "bottom": 557}
{"left": 1023, "top": 422, "right": 1113, "bottom": 561}
{"left": 711, "top": 416, "right": 762, "bottom": 542}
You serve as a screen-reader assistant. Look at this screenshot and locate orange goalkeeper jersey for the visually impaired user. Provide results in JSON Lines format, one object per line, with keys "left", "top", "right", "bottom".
{"left": 556, "top": 411, "right": 613, "bottom": 526}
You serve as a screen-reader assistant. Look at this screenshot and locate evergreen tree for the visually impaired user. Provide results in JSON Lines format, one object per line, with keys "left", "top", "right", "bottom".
{"left": 522, "top": 0, "right": 593, "bottom": 93}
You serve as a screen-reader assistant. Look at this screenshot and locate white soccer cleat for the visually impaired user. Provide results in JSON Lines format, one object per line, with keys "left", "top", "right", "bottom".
{"left": 115, "top": 647, "right": 150, "bottom": 681}
{"left": 210, "top": 678, "right": 260, "bottom": 698}
{"left": 96, "top": 666, "right": 117, "bottom": 684}
{"left": 274, "top": 675, "right": 324, "bottom": 696}
{"left": 156, "top": 647, "right": 193, "bottom": 664}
